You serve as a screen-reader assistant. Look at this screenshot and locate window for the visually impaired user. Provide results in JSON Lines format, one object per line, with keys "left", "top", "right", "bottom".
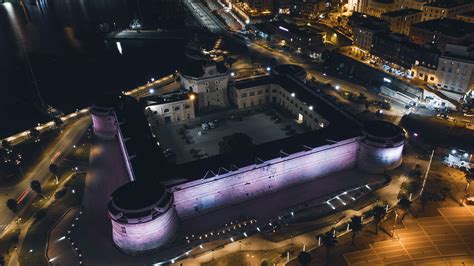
{"left": 257, "top": 90, "right": 263, "bottom": 95}
{"left": 250, "top": 92, "right": 255, "bottom": 96}
{"left": 205, "top": 82, "right": 209, "bottom": 86}
{"left": 174, "top": 106, "right": 180, "bottom": 111}
{"left": 241, "top": 93, "right": 247, "bottom": 98}
{"left": 215, "top": 80, "right": 219, "bottom": 84}
{"left": 184, "top": 104, "right": 190, "bottom": 109}
{"left": 430, "top": 76, "right": 434, "bottom": 81}
{"left": 164, "top": 108, "right": 170, "bottom": 113}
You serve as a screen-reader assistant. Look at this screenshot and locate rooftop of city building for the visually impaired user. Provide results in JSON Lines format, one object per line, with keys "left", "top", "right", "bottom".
{"left": 411, "top": 18, "right": 474, "bottom": 38}
{"left": 381, "top": 8, "right": 422, "bottom": 18}
{"left": 424, "top": 0, "right": 474, "bottom": 8}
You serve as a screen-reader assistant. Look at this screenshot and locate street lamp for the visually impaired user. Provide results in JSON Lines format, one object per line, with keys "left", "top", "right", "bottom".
{"left": 149, "top": 88, "right": 155, "bottom": 94}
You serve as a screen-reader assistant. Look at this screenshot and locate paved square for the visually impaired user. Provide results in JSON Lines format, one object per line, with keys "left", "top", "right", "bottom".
{"left": 344, "top": 206, "right": 474, "bottom": 265}
{"left": 156, "top": 107, "right": 308, "bottom": 163}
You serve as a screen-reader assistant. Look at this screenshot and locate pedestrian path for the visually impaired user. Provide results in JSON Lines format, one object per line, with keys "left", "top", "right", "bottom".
{"left": 344, "top": 206, "right": 474, "bottom": 265}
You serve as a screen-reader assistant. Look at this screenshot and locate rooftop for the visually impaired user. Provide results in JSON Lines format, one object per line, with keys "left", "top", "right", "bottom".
{"left": 110, "top": 179, "right": 167, "bottom": 211}
{"left": 363, "top": 120, "right": 405, "bottom": 139}
{"left": 142, "top": 90, "right": 192, "bottom": 105}
{"left": 180, "top": 61, "right": 227, "bottom": 78}
{"left": 381, "top": 8, "right": 422, "bottom": 18}
{"left": 425, "top": 0, "right": 474, "bottom": 8}
{"left": 411, "top": 18, "right": 474, "bottom": 38}
{"left": 349, "top": 12, "right": 389, "bottom": 32}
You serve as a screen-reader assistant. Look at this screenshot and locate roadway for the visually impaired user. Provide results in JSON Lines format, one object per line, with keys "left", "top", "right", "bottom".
{"left": 0, "top": 116, "right": 91, "bottom": 238}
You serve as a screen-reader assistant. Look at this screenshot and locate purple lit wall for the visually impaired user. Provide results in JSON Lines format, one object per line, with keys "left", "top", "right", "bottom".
{"left": 110, "top": 206, "right": 179, "bottom": 255}
{"left": 358, "top": 142, "right": 403, "bottom": 173}
{"left": 171, "top": 138, "right": 360, "bottom": 219}
{"left": 91, "top": 112, "right": 118, "bottom": 139}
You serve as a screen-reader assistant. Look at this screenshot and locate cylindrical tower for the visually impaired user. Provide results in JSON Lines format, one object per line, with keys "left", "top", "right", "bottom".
{"left": 91, "top": 97, "right": 118, "bottom": 139}
{"left": 358, "top": 120, "right": 406, "bottom": 174}
{"left": 108, "top": 180, "right": 179, "bottom": 255}
{"left": 271, "top": 64, "right": 307, "bottom": 81}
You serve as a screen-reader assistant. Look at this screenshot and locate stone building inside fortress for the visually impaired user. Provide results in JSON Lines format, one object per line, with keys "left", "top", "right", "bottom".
{"left": 91, "top": 62, "right": 406, "bottom": 255}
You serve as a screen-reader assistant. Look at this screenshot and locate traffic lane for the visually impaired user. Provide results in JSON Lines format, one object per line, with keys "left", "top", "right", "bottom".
{"left": 0, "top": 116, "right": 90, "bottom": 234}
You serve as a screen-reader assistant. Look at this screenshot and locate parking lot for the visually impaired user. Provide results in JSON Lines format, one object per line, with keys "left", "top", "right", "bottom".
{"left": 344, "top": 206, "right": 474, "bottom": 265}
{"left": 155, "top": 107, "right": 309, "bottom": 164}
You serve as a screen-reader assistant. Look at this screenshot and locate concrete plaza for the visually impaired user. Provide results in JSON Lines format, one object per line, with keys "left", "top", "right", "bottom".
{"left": 156, "top": 107, "right": 308, "bottom": 163}
{"left": 344, "top": 206, "right": 474, "bottom": 265}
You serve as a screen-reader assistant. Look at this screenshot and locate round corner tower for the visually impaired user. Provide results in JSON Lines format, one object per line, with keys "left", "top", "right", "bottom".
{"left": 108, "top": 180, "right": 179, "bottom": 255}
{"left": 358, "top": 120, "right": 406, "bottom": 174}
{"left": 91, "top": 97, "right": 118, "bottom": 139}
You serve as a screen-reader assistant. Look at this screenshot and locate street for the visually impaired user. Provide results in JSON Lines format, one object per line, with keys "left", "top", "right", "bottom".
{"left": 0, "top": 116, "right": 90, "bottom": 238}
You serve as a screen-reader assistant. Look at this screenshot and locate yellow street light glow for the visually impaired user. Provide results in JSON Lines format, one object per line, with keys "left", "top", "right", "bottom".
{"left": 190, "top": 94, "right": 196, "bottom": 100}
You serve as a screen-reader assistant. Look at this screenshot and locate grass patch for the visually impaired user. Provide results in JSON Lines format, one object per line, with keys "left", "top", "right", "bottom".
{"left": 18, "top": 173, "right": 85, "bottom": 266}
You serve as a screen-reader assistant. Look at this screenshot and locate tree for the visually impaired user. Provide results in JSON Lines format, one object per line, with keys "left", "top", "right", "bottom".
{"left": 218, "top": 133, "right": 253, "bottom": 154}
{"left": 398, "top": 197, "right": 412, "bottom": 221}
{"left": 49, "top": 164, "right": 60, "bottom": 184}
{"left": 270, "top": 57, "right": 278, "bottom": 66}
{"left": 226, "top": 57, "right": 236, "bottom": 69}
{"left": 372, "top": 205, "right": 386, "bottom": 235}
{"left": 1, "top": 140, "right": 11, "bottom": 150}
{"left": 54, "top": 117, "right": 64, "bottom": 128}
{"left": 29, "top": 128, "right": 40, "bottom": 139}
{"left": 297, "top": 251, "right": 311, "bottom": 266}
{"left": 6, "top": 199, "right": 18, "bottom": 213}
{"left": 321, "top": 230, "right": 337, "bottom": 259}
{"left": 464, "top": 171, "right": 474, "bottom": 192}
{"left": 349, "top": 215, "right": 363, "bottom": 245}
{"left": 440, "top": 186, "right": 450, "bottom": 201}
{"left": 420, "top": 192, "right": 430, "bottom": 211}
{"left": 30, "top": 180, "right": 44, "bottom": 198}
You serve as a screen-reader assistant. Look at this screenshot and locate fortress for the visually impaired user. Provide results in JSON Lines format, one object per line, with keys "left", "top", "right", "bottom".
{"left": 91, "top": 63, "right": 406, "bottom": 255}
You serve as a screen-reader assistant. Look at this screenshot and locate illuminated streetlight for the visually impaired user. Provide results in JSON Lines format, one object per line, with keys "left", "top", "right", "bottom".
{"left": 266, "top": 67, "right": 271, "bottom": 71}
{"left": 230, "top": 72, "right": 235, "bottom": 77}
{"left": 149, "top": 88, "right": 155, "bottom": 94}
{"left": 189, "top": 94, "right": 196, "bottom": 101}
{"left": 291, "top": 93, "right": 295, "bottom": 97}
{"left": 335, "top": 85, "right": 340, "bottom": 90}
{"left": 309, "top": 106, "right": 313, "bottom": 111}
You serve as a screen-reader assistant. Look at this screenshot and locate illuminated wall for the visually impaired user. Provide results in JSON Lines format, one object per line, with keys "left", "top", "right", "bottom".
{"left": 110, "top": 205, "right": 179, "bottom": 255}
{"left": 171, "top": 138, "right": 360, "bottom": 219}
{"left": 358, "top": 141, "right": 403, "bottom": 173}
{"left": 91, "top": 109, "right": 118, "bottom": 139}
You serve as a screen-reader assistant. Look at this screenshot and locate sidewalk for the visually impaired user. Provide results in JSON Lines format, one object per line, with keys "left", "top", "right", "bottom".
{"left": 46, "top": 208, "right": 80, "bottom": 265}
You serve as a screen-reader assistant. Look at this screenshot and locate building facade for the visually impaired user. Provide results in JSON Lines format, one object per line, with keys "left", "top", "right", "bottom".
{"left": 421, "top": 0, "right": 474, "bottom": 21}
{"left": 144, "top": 92, "right": 196, "bottom": 125}
{"left": 381, "top": 8, "right": 422, "bottom": 36}
{"left": 394, "top": 0, "right": 429, "bottom": 10}
{"left": 435, "top": 51, "right": 474, "bottom": 97}
{"left": 180, "top": 62, "right": 230, "bottom": 110}
{"left": 348, "top": 0, "right": 369, "bottom": 13}
{"left": 366, "top": 0, "right": 397, "bottom": 17}
{"left": 349, "top": 12, "right": 389, "bottom": 52}
{"left": 409, "top": 18, "right": 474, "bottom": 51}
{"left": 457, "top": 11, "right": 474, "bottom": 23}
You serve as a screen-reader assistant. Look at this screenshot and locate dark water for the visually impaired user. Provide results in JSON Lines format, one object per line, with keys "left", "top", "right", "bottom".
{"left": 0, "top": 0, "right": 189, "bottom": 138}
